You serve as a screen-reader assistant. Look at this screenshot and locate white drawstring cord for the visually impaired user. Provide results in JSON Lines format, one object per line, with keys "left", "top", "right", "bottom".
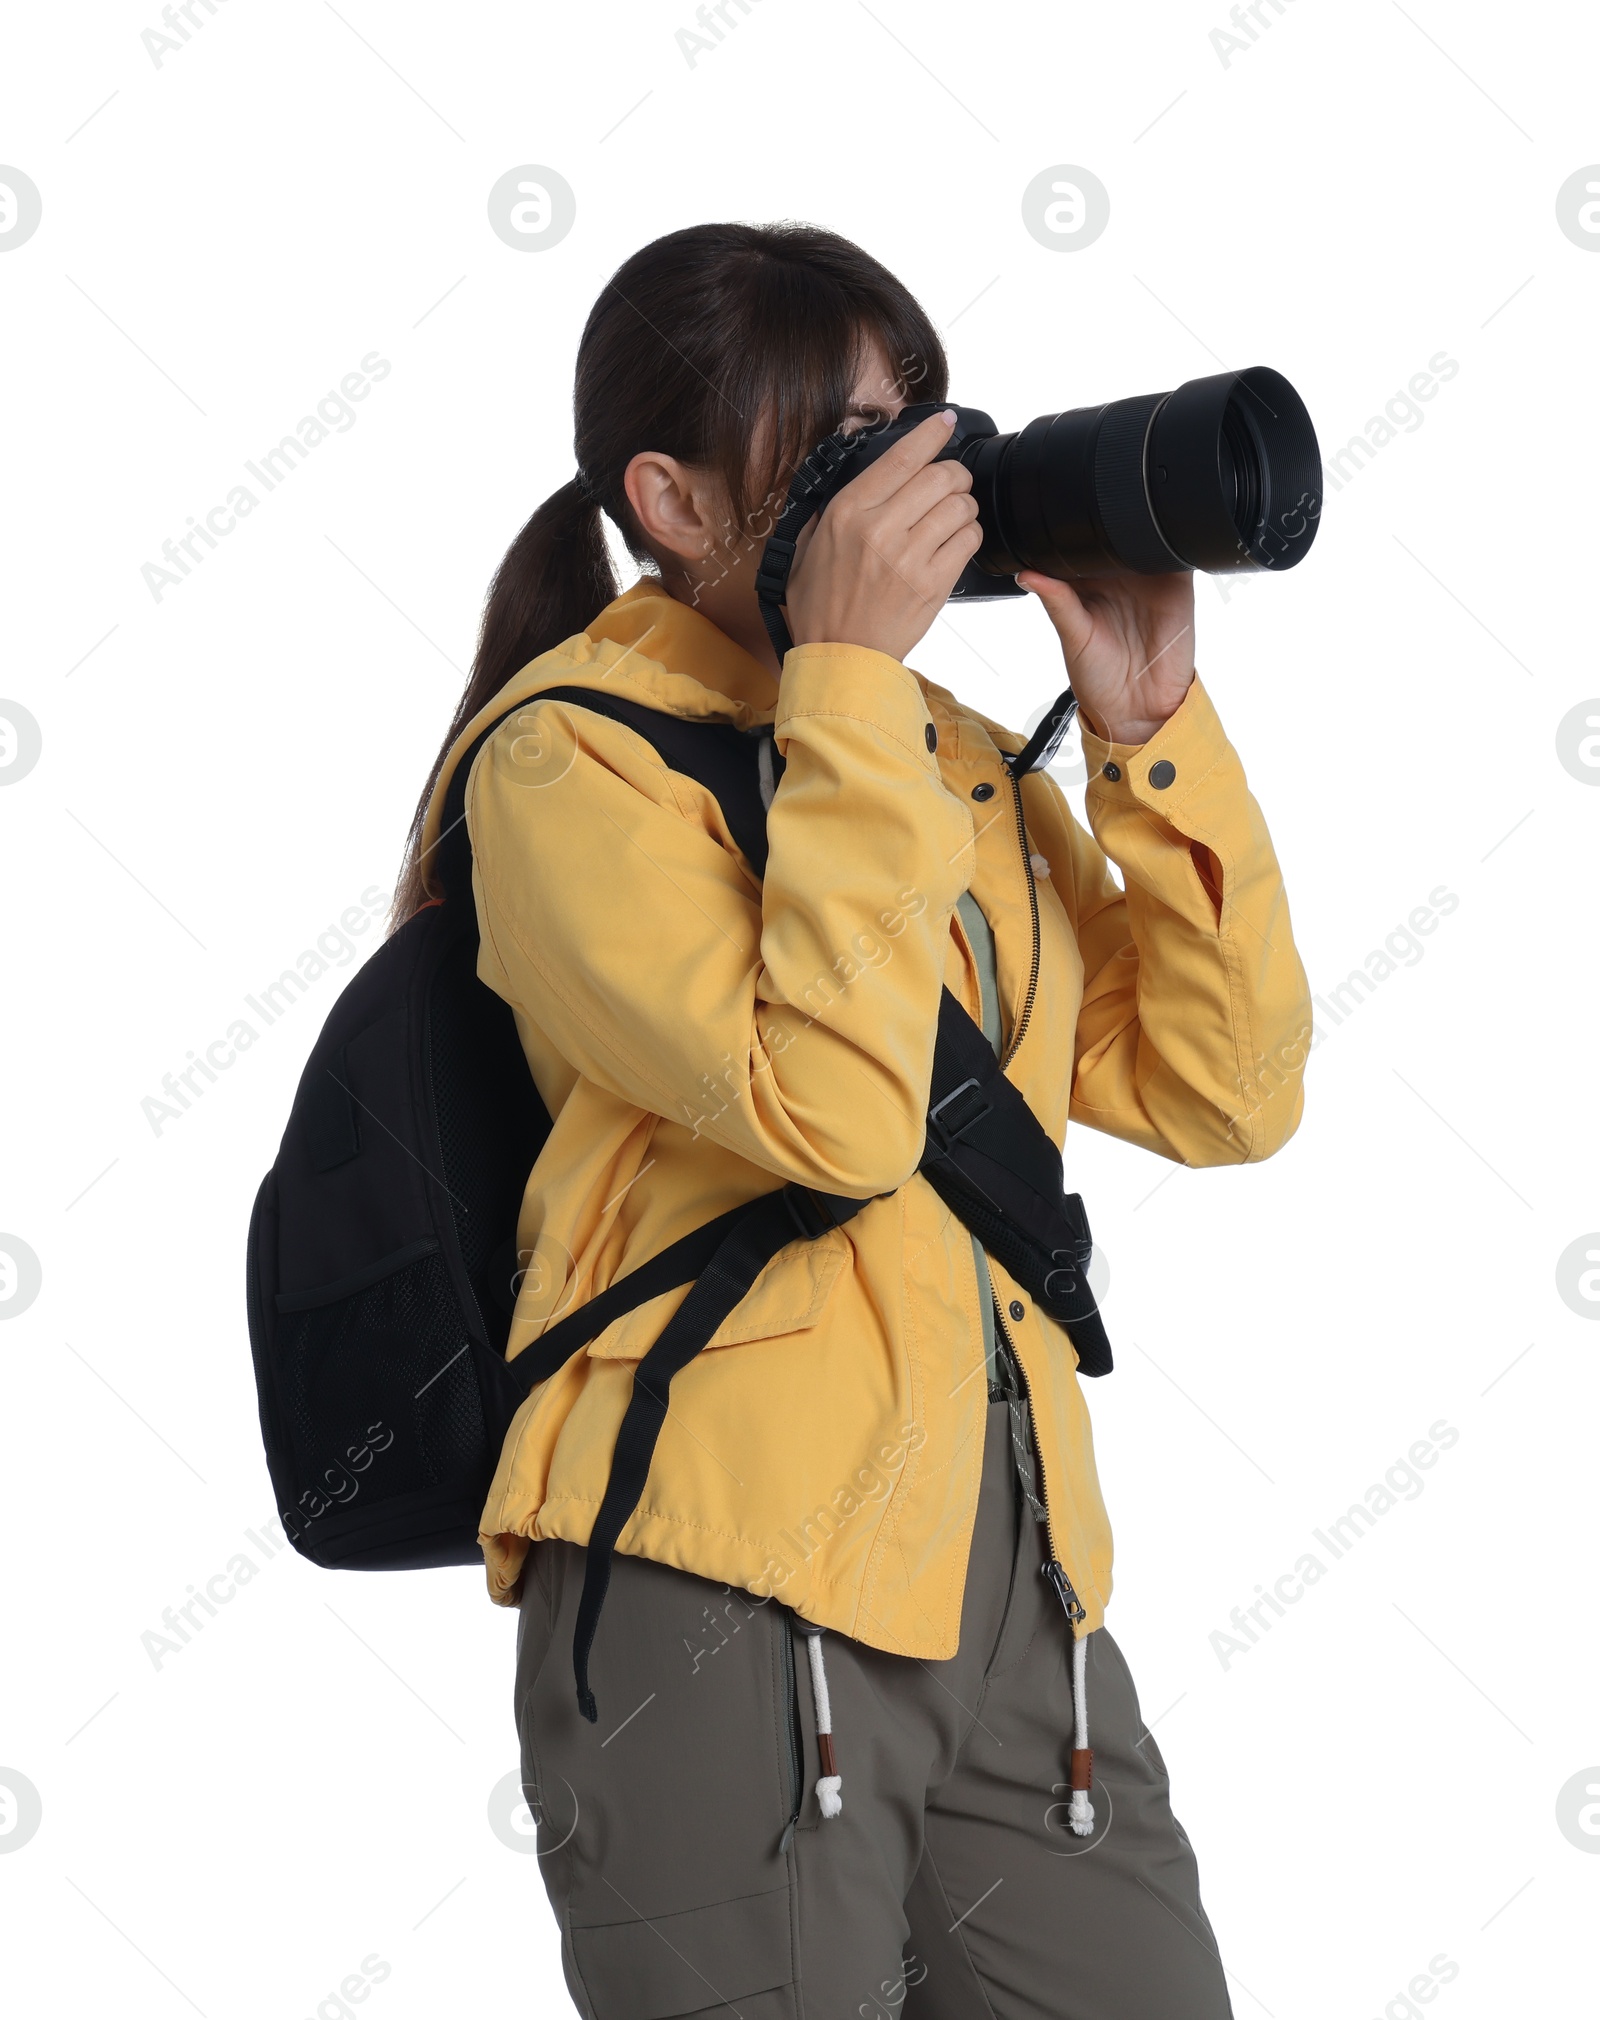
{"left": 1068, "top": 1631, "right": 1094, "bottom": 1836}
{"left": 798, "top": 1624, "right": 843, "bottom": 1818}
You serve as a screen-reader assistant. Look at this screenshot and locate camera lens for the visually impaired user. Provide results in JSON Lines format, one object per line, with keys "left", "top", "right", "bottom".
{"left": 958, "top": 366, "right": 1321, "bottom": 583}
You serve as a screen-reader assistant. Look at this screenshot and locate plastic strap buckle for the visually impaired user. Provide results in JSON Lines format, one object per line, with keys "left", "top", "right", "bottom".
{"left": 753, "top": 535, "right": 798, "bottom": 605}
{"left": 926, "top": 1077, "right": 992, "bottom": 1154}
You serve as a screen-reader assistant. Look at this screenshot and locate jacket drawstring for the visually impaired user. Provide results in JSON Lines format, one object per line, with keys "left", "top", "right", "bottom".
{"left": 797, "top": 1622, "right": 843, "bottom": 1817}
{"left": 1068, "top": 1629, "right": 1094, "bottom": 1836}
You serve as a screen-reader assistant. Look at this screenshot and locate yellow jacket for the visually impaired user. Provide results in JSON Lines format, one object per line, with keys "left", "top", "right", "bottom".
{"left": 420, "top": 580, "right": 1310, "bottom": 1656}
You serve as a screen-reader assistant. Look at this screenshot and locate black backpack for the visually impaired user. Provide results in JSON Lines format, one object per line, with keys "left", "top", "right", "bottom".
{"left": 245, "top": 680, "right": 1110, "bottom": 1716}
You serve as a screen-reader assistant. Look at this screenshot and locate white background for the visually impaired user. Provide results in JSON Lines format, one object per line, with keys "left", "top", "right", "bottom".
{"left": 2, "top": 1, "right": 1597, "bottom": 2014}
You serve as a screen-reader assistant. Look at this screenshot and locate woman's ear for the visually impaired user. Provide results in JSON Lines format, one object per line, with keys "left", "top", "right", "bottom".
{"left": 623, "top": 451, "right": 720, "bottom": 566}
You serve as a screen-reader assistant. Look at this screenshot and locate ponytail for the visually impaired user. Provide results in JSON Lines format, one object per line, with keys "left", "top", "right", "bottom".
{"left": 389, "top": 478, "right": 616, "bottom": 928}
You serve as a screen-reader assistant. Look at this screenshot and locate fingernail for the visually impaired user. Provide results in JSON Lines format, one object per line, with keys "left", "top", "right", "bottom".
{"left": 939, "top": 409, "right": 957, "bottom": 426}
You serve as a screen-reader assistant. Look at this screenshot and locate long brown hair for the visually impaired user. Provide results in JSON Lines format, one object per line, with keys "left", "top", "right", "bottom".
{"left": 390, "top": 221, "right": 948, "bottom": 926}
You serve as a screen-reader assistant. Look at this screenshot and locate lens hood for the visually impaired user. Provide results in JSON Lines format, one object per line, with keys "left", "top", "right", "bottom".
{"left": 1145, "top": 365, "right": 1321, "bottom": 573}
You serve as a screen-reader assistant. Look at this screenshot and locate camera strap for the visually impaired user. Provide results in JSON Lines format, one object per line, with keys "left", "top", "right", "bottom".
{"left": 1005, "top": 685, "right": 1081, "bottom": 781}
{"left": 753, "top": 430, "right": 861, "bottom": 662}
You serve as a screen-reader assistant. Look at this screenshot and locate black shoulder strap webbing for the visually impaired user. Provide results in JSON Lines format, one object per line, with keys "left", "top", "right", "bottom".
{"left": 438, "top": 682, "right": 777, "bottom": 889}
{"left": 918, "top": 991, "right": 1110, "bottom": 1375}
{"left": 568, "top": 1185, "right": 846, "bottom": 1720}
{"left": 536, "top": 686, "right": 779, "bottom": 876}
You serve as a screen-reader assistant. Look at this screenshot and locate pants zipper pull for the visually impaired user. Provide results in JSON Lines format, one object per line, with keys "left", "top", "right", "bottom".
{"left": 1042, "top": 1557, "right": 1086, "bottom": 1628}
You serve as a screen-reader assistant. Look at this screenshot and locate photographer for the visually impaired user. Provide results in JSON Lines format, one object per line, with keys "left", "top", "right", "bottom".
{"left": 396, "top": 220, "right": 1311, "bottom": 2020}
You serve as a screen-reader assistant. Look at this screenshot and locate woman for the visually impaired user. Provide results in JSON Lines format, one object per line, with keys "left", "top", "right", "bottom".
{"left": 398, "top": 222, "right": 1310, "bottom": 2020}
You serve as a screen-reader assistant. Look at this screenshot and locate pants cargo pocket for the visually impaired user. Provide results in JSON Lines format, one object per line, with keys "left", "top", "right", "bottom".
{"left": 516, "top": 1543, "right": 799, "bottom": 2019}
{"left": 571, "top": 1888, "right": 794, "bottom": 2019}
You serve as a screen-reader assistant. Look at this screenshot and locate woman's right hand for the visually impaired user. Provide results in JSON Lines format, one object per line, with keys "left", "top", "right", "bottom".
{"left": 784, "top": 409, "right": 981, "bottom": 664}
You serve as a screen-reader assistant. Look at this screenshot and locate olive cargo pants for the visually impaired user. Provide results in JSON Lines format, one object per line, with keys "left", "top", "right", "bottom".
{"left": 514, "top": 1394, "right": 1234, "bottom": 2020}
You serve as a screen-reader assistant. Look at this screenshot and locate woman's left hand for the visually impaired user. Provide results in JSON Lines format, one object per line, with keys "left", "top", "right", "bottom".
{"left": 1017, "top": 568, "right": 1196, "bottom": 746}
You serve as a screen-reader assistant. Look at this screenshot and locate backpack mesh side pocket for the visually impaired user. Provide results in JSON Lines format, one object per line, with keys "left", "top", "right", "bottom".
{"left": 262, "top": 1239, "right": 493, "bottom": 1569}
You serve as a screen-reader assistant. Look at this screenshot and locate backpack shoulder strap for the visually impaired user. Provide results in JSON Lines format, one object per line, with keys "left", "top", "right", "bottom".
{"left": 434, "top": 695, "right": 533, "bottom": 904}
{"left": 919, "top": 990, "right": 1111, "bottom": 1376}
{"left": 443, "top": 676, "right": 1109, "bottom": 1377}
{"left": 433, "top": 672, "right": 1109, "bottom": 1722}
{"left": 437, "top": 683, "right": 778, "bottom": 890}
{"left": 506, "top": 694, "right": 1112, "bottom": 1356}
{"left": 536, "top": 684, "right": 779, "bottom": 876}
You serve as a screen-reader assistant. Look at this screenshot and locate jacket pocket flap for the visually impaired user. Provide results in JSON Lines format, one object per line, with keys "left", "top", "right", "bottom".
{"left": 586, "top": 1228, "right": 848, "bottom": 1361}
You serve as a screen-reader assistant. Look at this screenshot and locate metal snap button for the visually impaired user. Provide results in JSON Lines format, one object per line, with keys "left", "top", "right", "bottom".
{"left": 1101, "top": 761, "right": 1121, "bottom": 782}
{"left": 1149, "top": 759, "right": 1176, "bottom": 789}
{"left": 972, "top": 782, "right": 995, "bottom": 802}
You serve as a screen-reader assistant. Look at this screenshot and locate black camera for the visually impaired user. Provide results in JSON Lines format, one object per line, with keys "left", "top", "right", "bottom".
{"left": 755, "top": 367, "right": 1322, "bottom": 653}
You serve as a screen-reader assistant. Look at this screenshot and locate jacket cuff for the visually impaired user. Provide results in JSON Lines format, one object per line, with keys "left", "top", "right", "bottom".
{"left": 775, "top": 642, "right": 941, "bottom": 772}
{"left": 1079, "top": 671, "right": 1231, "bottom": 818}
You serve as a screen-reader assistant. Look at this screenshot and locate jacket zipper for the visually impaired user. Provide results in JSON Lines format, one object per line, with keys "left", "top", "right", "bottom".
{"left": 991, "top": 771, "right": 1083, "bottom": 1626}
{"left": 992, "top": 1300, "right": 1085, "bottom": 1637}
{"left": 777, "top": 1610, "right": 803, "bottom": 1851}
{"left": 999, "top": 767, "right": 1042, "bottom": 1070}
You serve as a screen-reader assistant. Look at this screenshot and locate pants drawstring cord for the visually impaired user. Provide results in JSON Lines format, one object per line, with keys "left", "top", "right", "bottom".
{"left": 798, "top": 1622, "right": 843, "bottom": 1818}
{"left": 1068, "top": 1630, "right": 1094, "bottom": 1836}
